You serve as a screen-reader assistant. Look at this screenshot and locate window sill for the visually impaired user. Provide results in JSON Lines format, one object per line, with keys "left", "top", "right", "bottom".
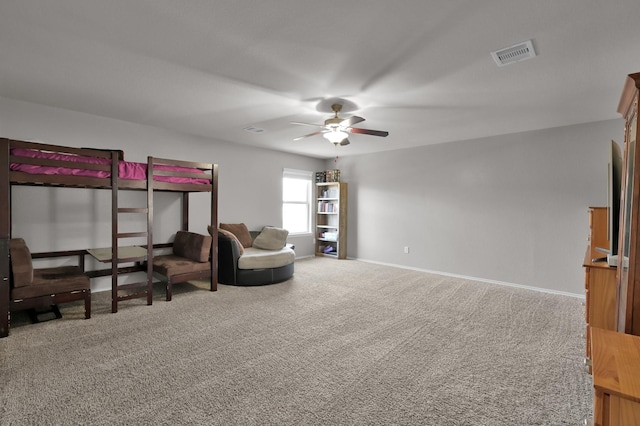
{"left": 288, "top": 232, "right": 313, "bottom": 238}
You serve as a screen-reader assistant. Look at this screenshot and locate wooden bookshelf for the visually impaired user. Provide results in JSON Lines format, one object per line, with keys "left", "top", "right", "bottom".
{"left": 315, "top": 182, "right": 347, "bottom": 259}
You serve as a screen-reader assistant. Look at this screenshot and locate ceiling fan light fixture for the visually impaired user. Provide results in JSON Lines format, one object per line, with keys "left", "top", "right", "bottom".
{"left": 323, "top": 130, "right": 349, "bottom": 144}
{"left": 292, "top": 100, "right": 388, "bottom": 145}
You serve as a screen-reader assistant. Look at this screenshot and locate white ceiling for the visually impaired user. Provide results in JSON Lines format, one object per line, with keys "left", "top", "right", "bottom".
{"left": 1, "top": 1, "right": 639, "bottom": 159}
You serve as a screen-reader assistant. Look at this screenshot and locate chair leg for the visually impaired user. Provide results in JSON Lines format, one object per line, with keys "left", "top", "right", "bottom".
{"left": 84, "top": 290, "right": 91, "bottom": 319}
{"left": 166, "top": 280, "right": 172, "bottom": 302}
{"left": 51, "top": 304, "right": 62, "bottom": 319}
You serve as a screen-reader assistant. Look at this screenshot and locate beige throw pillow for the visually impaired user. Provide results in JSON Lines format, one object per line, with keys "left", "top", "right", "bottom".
{"left": 253, "top": 226, "right": 289, "bottom": 250}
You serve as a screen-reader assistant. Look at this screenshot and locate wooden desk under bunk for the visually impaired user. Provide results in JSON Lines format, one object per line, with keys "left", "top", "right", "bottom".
{"left": 87, "top": 245, "right": 150, "bottom": 311}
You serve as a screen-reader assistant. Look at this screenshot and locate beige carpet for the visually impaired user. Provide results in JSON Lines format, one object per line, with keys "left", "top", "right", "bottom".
{"left": 0, "top": 258, "right": 591, "bottom": 425}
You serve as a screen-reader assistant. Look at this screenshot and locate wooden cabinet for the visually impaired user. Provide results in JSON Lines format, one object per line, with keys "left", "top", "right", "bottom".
{"left": 590, "top": 327, "right": 640, "bottom": 426}
{"left": 584, "top": 72, "right": 640, "bottom": 426}
{"left": 584, "top": 207, "right": 618, "bottom": 360}
{"left": 616, "top": 73, "right": 640, "bottom": 334}
{"left": 315, "top": 182, "right": 347, "bottom": 259}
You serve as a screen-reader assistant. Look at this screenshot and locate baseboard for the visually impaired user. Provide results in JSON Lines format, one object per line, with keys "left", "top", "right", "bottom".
{"left": 352, "top": 257, "right": 585, "bottom": 299}
{"left": 89, "top": 256, "right": 584, "bottom": 299}
{"left": 294, "top": 254, "right": 314, "bottom": 260}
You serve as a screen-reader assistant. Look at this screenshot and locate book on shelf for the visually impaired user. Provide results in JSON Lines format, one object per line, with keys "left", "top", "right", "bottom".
{"left": 318, "top": 188, "right": 339, "bottom": 199}
{"left": 317, "top": 201, "right": 338, "bottom": 213}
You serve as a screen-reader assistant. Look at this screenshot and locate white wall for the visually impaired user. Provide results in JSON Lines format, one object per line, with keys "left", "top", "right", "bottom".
{"left": 1, "top": 96, "right": 624, "bottom": 296}
{"left": 1, "top": 97, "right": 324, "bottom": 291}
{"left": 332, "top": 120, "right": 624, "bottom": 295}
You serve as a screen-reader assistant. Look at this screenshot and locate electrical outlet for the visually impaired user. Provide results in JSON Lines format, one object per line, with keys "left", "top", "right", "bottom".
{"left": 403, "top": 246, "right": 410, "bottom": 254}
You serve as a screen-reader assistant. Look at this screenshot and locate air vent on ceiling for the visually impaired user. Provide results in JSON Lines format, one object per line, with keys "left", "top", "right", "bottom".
{"left": 491, "top": 40, "right": 536, "bottom": 67}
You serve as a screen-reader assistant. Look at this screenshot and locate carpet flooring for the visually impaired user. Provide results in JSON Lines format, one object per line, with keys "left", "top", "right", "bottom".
{"left": 0, "top": 258, "right": 591, "bottom": 425}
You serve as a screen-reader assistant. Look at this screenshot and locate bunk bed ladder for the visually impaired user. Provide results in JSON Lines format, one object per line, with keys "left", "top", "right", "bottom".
{"left": 110, "top": 152, "right": 153, "bottom": 313}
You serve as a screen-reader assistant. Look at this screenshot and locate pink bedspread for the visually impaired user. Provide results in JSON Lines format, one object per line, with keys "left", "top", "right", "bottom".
{"left": 10, "top": 148, "right": 211, "bottom": 184}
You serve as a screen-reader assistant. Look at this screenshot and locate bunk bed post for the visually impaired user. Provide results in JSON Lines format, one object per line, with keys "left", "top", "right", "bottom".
{"left": 0, "top": 138, "right": 11, "bottom": 337}
{"left": 111, "top": 151, "right": 119, "bottom": 313}
{"left": 146, "top": 157, "right": 154, "bottom": 306}
{"left": 211, "top": 164, "right": 218, "bottom": 291}
{"left": 181, "top": 193, "right": 189, "bottom": 231}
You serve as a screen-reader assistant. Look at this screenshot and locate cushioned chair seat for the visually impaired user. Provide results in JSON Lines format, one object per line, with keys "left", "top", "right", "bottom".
{"left": 238, "top": 247, "right": 295, "bottom": 270}
{"left": 152, "top": 255, "right": 211, "bottom": 277}
{"left": 9, "top": 238, "right": 91, "bottom": 321}
{"left": 12, "top": 266, "right": 89, "bottom": 300}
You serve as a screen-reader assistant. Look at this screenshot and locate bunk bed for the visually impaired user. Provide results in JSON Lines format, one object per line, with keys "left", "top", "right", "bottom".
{"left": 0, "top": 138, "right": 218, "bottom": 337}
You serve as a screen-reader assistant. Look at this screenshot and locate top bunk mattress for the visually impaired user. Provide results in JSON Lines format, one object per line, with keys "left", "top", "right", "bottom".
{"left": 10, "top": 147, "right": 211, "bottom": 185}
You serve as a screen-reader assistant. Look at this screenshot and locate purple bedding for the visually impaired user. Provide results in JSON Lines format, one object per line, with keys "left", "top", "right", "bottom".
{"left": 10, "top": 148, "right": 210, "bottom": 184}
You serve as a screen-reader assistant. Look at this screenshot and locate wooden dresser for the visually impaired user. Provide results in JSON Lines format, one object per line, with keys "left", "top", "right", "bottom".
{"left": 584, "top": 207, "right": 618, "bottom": 361}
{"left": 585, "top": 72, "right": 640, "bottom": 426}
{"left": 590, "top": 327, "right": 640, "bottom": 426}
{"left": 616, "top": 72, "right": 640, "bottom": 334}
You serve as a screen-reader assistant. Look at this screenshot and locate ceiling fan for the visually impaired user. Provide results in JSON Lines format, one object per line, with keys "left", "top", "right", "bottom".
{"left": 291, "top": 103, "right": 389, "bottom": 146}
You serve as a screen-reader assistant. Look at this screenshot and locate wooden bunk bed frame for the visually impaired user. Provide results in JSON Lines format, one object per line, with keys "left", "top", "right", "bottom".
{"left": 0, "top": 138, "right": 218, "bottom": 338}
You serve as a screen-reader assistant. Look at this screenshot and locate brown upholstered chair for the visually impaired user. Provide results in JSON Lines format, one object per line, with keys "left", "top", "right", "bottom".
{"left": 152, "top": 231, "right": 213, "bottom": 301}
{"left": 9, "top": 238, "right": 91, "bottom": 321}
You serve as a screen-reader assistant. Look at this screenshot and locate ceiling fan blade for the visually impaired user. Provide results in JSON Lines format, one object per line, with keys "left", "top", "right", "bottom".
{"left": 290, "top": 121, "right": 325, "bottom": 128}
{"left": 348, "top": 127, "right": 389, "bottom": 137}
{"left": 293, "top": 131, "right": 325, "bottom": 141}
{"left": 340, "top": 115, "right": 365, "bottom": 127}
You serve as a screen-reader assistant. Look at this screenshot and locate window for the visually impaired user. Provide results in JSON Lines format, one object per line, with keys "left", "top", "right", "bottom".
{"left": 283, "top": 168, "right": 312, "bottom": 234}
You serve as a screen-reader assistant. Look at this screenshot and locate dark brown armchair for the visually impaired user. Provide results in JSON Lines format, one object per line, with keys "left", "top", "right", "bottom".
{"left": 152, "top": 231, "right": 213, "bottom": 301}
{"left": 9, "top": 238, "right": 91, "bottom": 322}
